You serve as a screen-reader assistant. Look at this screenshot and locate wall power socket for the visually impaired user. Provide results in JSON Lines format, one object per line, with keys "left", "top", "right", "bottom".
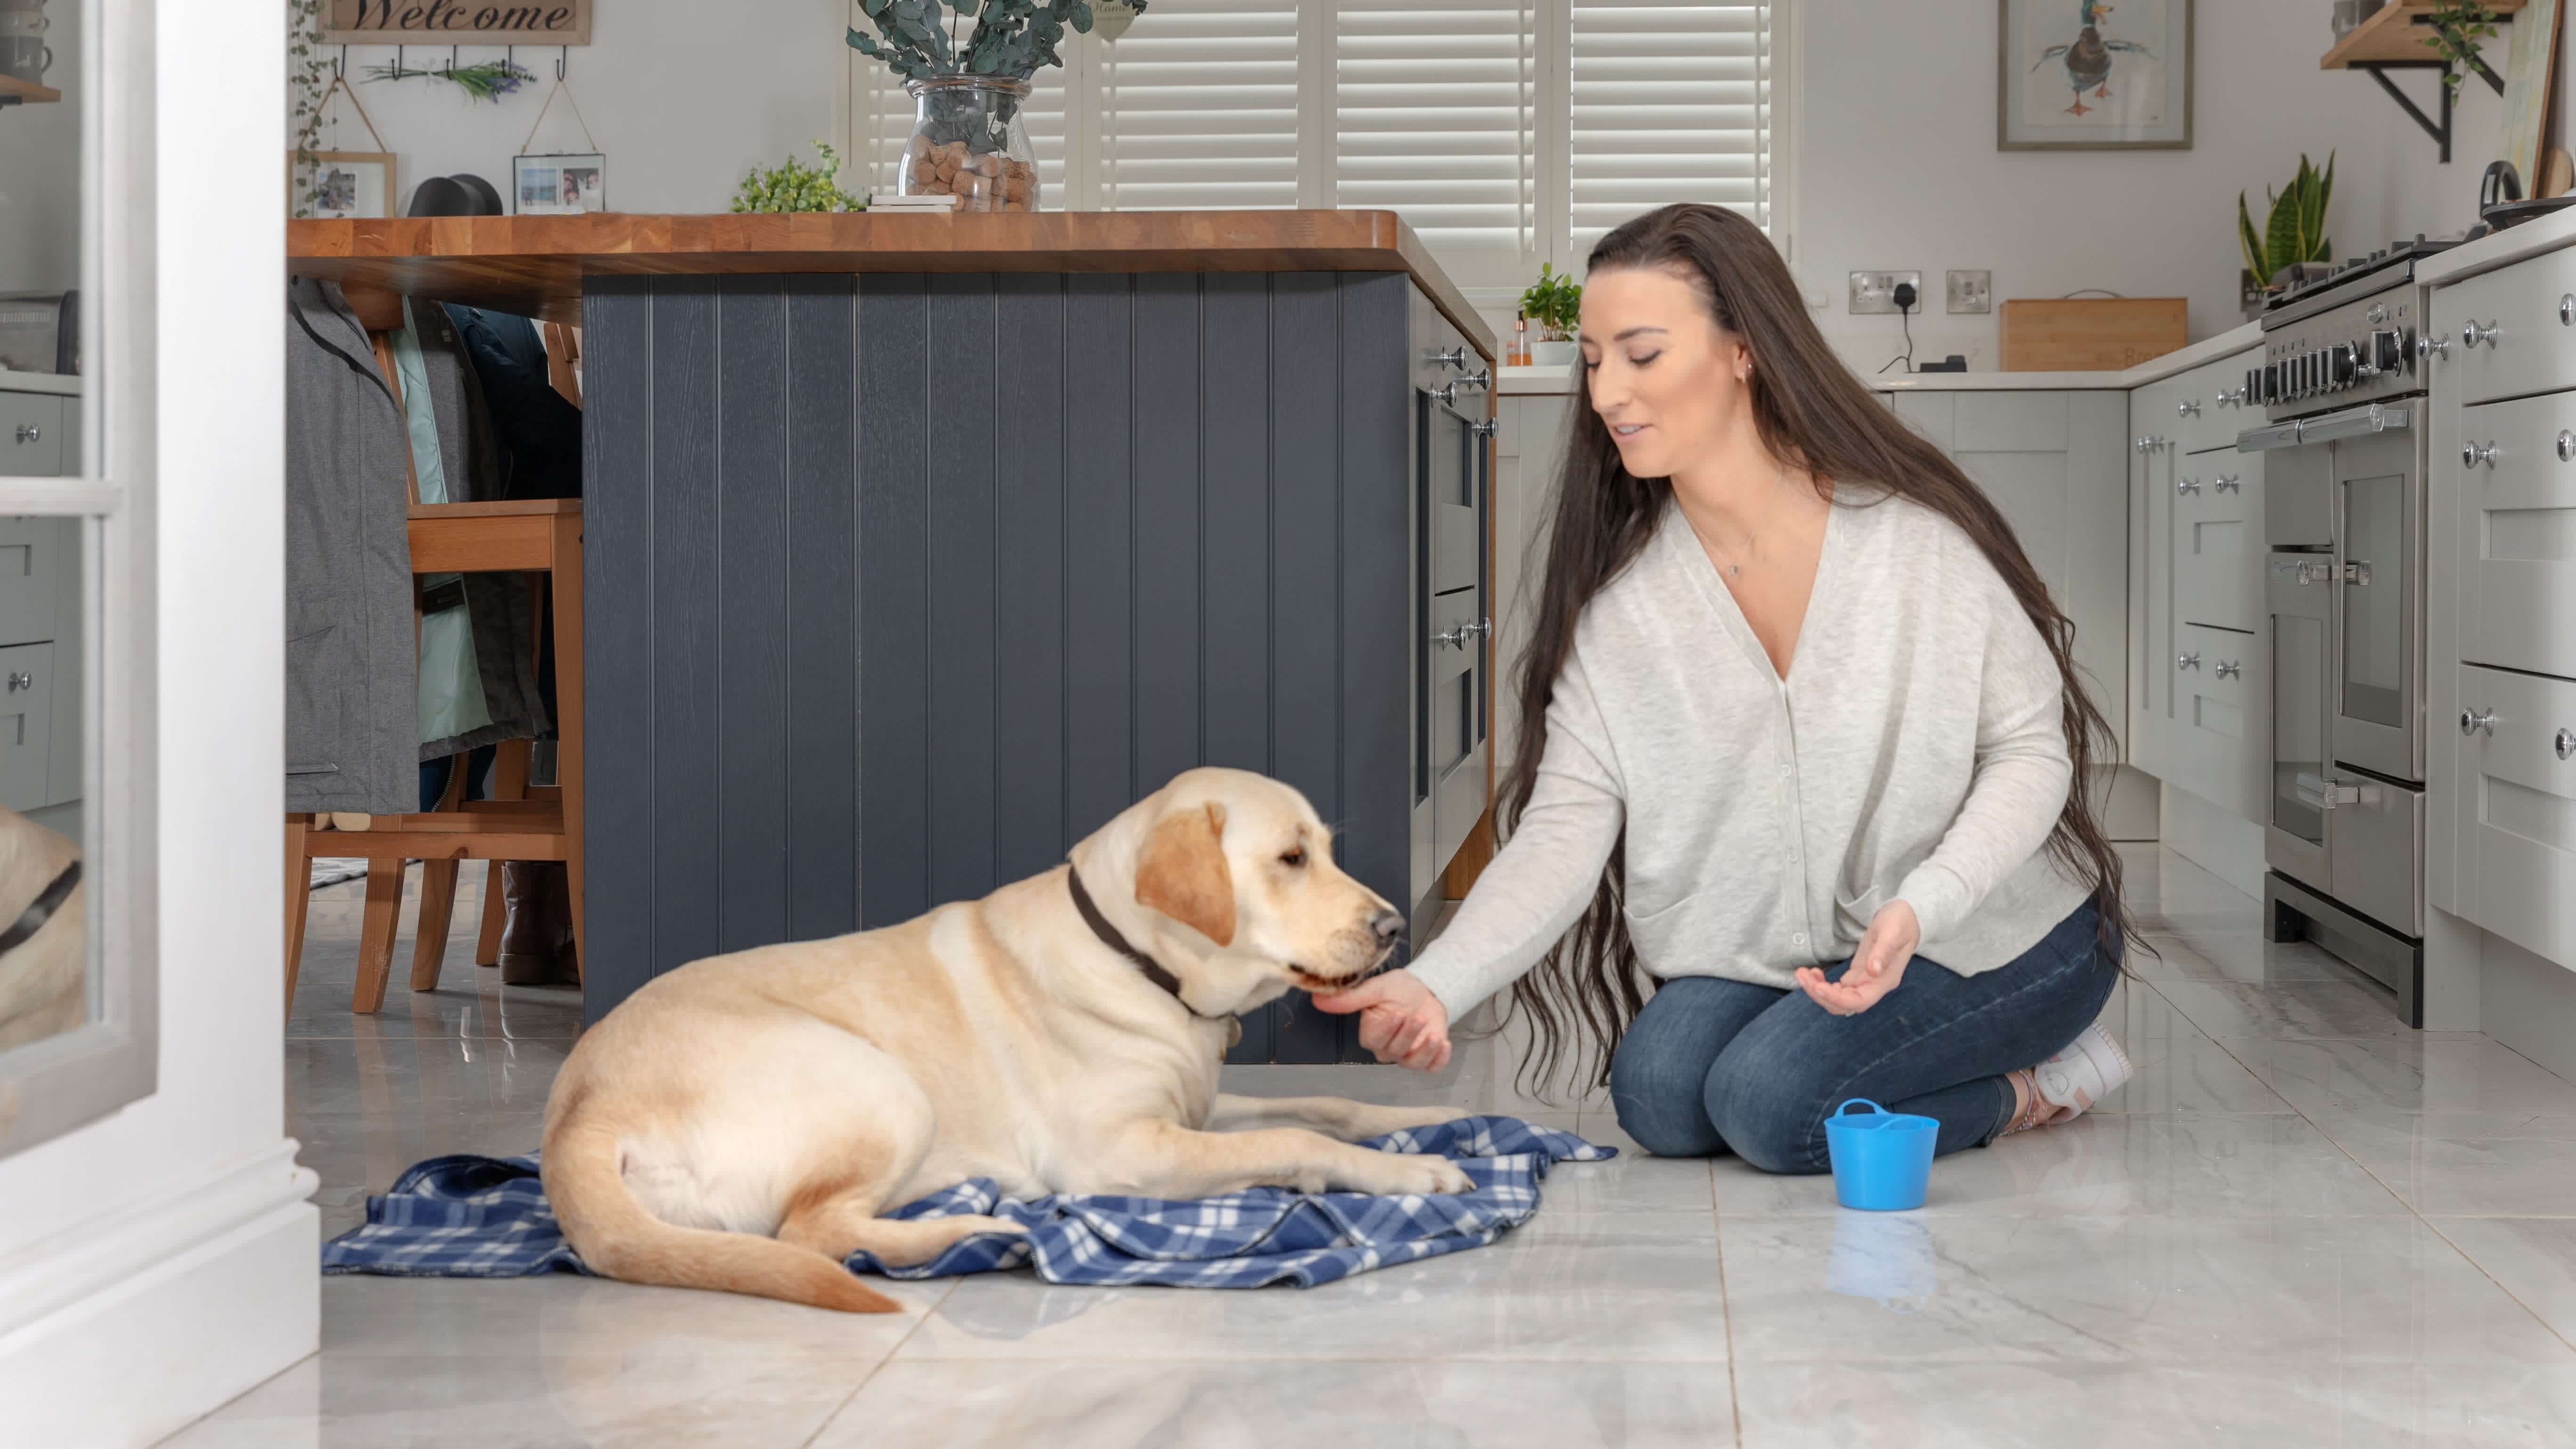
{"left": 1947, "top": 270, "right": 1993, "bottom": 314}
{"left": 1848, "top": 271, "right": 1923, "bottom": 315}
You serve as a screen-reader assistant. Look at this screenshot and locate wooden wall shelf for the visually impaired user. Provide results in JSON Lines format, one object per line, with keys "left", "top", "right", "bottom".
{"left": 0, "top": 76, "right": 63, "bottom": 106}
{"left": 2322, "top": 0, "right": 2525, "bottom": 69}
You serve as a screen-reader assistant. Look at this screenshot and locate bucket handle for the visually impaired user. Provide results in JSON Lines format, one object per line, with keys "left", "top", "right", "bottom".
{"left": 1835, "top": 1099, "right": 1887, "bottom": 1119}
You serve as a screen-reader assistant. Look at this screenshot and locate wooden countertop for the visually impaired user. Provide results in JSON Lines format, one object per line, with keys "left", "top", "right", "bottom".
{"left": 288, "top": 210, "right": 1496, "bottom": 360}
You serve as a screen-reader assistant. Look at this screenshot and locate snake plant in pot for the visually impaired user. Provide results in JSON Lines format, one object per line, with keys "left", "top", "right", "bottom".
{"left": 2238, "top": 151, "right": 2335, "bottom": 316}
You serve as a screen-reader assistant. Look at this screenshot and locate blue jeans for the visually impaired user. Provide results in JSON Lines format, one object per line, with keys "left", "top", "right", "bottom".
{"left": 1606, "top": 901, "right": 2119, "bottom": 1173}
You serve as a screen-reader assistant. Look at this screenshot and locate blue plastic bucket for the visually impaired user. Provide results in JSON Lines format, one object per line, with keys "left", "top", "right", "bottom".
{"left": 1824, "top": 1099, "right": 1937, "bottom": 1211}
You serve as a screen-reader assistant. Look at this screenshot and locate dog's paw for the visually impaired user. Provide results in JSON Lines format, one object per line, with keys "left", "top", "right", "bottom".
{"left": 1358, "top": 1151, "right": 1474, "bottom": 1196}
{"left": 1381, "top": 1104, "right": 1478, "bottom": 1131}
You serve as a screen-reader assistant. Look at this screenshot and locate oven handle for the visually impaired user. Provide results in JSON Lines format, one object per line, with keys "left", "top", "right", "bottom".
{"left": 2238, "top": 402, "right": 2411, "bottom": 453}
{"left": 2293, "top": 772, "right": 2376, "bottom": 811}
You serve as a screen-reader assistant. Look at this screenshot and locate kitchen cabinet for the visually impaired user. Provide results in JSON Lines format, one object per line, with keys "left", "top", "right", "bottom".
{"left": 2429, "top": 265, "right": 2576, "bottom": 973}
{"left": 0, "top": 384, "right": 85, "bottom": 833}
{"left": 2128, "top": 348, "right": 2266, "bottom": 826}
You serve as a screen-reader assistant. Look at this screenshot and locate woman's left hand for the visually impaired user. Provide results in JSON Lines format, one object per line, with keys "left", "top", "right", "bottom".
{"left": 1795, "top": 900, "right": 1920, "bottom": 1016}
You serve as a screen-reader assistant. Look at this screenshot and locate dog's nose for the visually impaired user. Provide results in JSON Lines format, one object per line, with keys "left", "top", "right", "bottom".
{"left": 1368, "top": 909, "right": 1406, "bottom": 947}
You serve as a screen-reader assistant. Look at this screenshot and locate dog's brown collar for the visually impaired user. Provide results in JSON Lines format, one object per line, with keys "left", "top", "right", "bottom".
{"left": 0, "top": 860, "right": 78, "bottom": 957}
{"left": 1065, "top": 864, "right": 1233, "bottom": 1023}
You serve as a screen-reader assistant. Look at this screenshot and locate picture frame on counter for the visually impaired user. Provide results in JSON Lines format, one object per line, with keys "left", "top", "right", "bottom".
{"left": 1997, "top": 0, "right": 2193, "bottom": 151}
{"left": 292, "top": 149, "right": 397, "bottom": 219}
{"left": 514, "top": 152, "right": 606, "bottom": 215}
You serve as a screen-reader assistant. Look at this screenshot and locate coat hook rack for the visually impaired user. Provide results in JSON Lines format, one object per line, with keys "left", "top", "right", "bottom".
{"left": 556, "top": 46, "right": 568, "bottom": 80}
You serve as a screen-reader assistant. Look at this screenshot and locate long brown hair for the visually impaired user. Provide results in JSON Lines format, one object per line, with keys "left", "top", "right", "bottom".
{"left": 1494, "top": 203, "right": 2138, "bottom": 1095}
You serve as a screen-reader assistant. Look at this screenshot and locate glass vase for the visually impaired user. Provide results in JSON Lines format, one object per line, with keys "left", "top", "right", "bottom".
{"left": 901, "top": 75, "right": 1039, "bottom": 212}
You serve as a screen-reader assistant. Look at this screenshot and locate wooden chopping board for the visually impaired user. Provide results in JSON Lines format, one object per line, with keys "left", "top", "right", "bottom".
{"left": 2000, "top": 298, "right": 2188, "bottom": 371}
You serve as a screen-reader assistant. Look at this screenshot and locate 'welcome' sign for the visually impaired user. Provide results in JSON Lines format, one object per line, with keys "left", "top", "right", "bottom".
{"left": 324, "top": 0, "right": 592, "bottom": 46}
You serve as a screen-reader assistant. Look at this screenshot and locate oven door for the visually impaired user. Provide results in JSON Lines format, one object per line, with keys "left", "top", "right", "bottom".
{"left": 2332, "top": 424, "right": 2423, "bottom": 782}
{"left": 2265, "top": 551, "right": 2336, "bottom": 893}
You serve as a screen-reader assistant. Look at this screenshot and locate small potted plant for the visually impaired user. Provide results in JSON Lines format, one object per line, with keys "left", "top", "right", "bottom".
{"left": 732, "top": 141, "right": 867, "bottom": 213}
{"left": 2237, "top": 151, "right": 2334, "bottom": 318}
{"left": 1520, "top": 265, "right": 1581, "bottom": 366}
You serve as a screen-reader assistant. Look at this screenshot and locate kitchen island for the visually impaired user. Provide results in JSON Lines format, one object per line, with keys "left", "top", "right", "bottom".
{"left": 288, "top": 212, "right": 1499, "bottom": 1063}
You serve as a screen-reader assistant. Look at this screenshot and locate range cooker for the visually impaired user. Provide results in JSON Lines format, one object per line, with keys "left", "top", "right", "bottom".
{"left": 2233, "top": 237, "right": 2458, "bottom": 1025}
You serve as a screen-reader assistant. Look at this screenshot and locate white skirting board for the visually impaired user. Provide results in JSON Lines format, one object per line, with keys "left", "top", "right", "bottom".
{"left": 0, "top": 1144, "right": 319, "bottom": 1448}
{"left": 2482, "top": 931, "right": 2576, "bottom": 1085}
{"left": 2157, "top": 780, "right": 2264, "bottom": 897}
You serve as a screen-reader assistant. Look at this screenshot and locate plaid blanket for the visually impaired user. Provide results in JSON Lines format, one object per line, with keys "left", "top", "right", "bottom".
{"left": 321, "top": 1115, "right": 1611, "bottom": 1290}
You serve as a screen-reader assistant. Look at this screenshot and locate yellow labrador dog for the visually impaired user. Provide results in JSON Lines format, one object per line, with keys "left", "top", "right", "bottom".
{"left": 542, "top": 767, "right": 1473, "bottom": 1313}
{"left": 0, "top": 805, "right": 85, "bottom": 1053}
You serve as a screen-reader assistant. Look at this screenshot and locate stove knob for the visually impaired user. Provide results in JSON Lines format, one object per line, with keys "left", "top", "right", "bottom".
{"left": 2331, "top": 344, "right": 2357, "bottom": 386}
{"left": 2373, "top": 329, "right": 2407, "bottom": 374}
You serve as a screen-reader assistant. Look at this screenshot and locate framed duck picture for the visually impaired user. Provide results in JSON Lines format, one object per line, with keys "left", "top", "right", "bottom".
{"left": 1999, "top": 0, "right": 2193, "bottom": 150}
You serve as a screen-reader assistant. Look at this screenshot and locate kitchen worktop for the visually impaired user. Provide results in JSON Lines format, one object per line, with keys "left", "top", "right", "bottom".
{"left": 2416, "top": 208, "right": 2576, "bottom": 286}
{"left": 286, "top": 209, "right": 1494, "bottom": 356}
{"left": 1501, "top": 320, "right": 2265, "bottom": 397}
{"left": 0, "top": 370, "right": 80, "bottom": 396}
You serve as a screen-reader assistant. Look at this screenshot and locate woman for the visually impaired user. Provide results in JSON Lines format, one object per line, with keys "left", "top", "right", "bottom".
{"left": 1314, "top": 205, "right": 2137, "bottom": 1171}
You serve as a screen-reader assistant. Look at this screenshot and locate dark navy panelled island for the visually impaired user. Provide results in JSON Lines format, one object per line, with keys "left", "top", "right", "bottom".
{"left": 288, "top": 211, "right": 1499, "bottom": 1063}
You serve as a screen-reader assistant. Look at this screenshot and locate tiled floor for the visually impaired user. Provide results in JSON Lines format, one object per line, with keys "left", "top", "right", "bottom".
{"left": 166, "top": 846, "right": 2576, "bottom": 1447}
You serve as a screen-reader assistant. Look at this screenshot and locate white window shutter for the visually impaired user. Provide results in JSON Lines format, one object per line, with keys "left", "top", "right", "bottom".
{"left": 1332, "top": 0, "right": 1537, "bottom": 290}
{"left": 1098, "top": 0, "right": 1304, "bottom": 210}
{"left": 1567, "top": 0, "right": 1770, "bottom": 256}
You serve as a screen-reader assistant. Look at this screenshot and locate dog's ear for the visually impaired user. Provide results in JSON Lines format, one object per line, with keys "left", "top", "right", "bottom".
{"left": 1134, "top": 800, "right": 1234, "bottom": 947}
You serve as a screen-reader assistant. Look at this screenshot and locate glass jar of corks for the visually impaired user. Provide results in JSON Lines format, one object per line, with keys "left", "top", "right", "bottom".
{"left": 901, "top": 75, "right": 1039, "bottom": 212}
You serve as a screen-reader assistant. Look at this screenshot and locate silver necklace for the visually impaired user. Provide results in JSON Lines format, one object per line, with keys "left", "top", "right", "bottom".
{"left": 1709, "top": 459, "right": 1792, "bottom": 579}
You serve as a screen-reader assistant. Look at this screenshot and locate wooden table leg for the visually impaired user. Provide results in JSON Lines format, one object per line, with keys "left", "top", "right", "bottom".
{"left": 284, "top": 815, "right": 310, "bottom": 1019}
{"left": 352, "top": 861, "right": 406, "bottom": 1014}
{"left": 551, "top": 514, "right": 586, "bottom": 980}
{"left": 411, "top": 856, "right": 460, "bottom": 992}
{"left": 475, "top": 739, "right": 532, "bottom": 966}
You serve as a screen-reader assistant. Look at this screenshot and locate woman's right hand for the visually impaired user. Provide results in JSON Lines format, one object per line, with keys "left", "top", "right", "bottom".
{"left": 1310, "top": 968, "right": 1451, "bottom": 1071}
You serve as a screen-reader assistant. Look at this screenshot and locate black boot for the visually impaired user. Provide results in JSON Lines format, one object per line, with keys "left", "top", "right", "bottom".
{"left": 498, "top": 861, "right": 577, "bottom": 985}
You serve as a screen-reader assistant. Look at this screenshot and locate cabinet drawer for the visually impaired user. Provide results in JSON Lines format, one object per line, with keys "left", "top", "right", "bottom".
{"left": 2455, "top": 388, "right": 2576, "bottom": 678}
{"left": 0, "top": 640, "right": 56, "bottom": 813}
{"left": 0, "top": 393, "right": 63, "bottom": 478}
{"left": 2171, "top": 621, "right": 2263, "bottom": 820}
{"left": 0, "top": 516, "right": 64, "bottom": 648}
{"left": 2152, "top": 352, "right": 2260, "bottom": 455}
{"left": 2173, "top": 453, "right": 2259, "bottom": 632}
{"left": 2439, "top": 251, "right": 2576, "bottom": 406}
{"left": 2456, "top": 663, "right": 2576, "bottom": 970}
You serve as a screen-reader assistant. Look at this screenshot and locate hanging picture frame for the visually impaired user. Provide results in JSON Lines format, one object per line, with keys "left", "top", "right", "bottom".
{"left": 515, "top": 153, "right": 607, "bottom": 214}
{"left": 512, "top": 72, "right": 606, "bottom": 215}
{"left": 298, "top": 151, "right": 399, "bottom": 217}
{"left": 289, "top": 75, "right": 398, "bottom": 217}
{"left": 1998, "top": 0, "right": 2194, "bottom": 151}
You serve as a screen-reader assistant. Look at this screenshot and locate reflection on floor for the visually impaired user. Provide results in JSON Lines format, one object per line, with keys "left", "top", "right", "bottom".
{"left": 167, "top": 847, "right": 2576, "bottom": 1446}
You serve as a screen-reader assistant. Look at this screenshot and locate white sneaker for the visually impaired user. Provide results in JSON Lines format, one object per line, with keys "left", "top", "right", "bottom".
{"left": 2033, "top": 1024, "right": 2132, "bottom": 1119}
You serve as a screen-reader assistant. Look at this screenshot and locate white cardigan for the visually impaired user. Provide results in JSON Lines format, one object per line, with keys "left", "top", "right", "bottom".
{"left": 1407, "top": 486, "right": 2094, "bottom": 1022}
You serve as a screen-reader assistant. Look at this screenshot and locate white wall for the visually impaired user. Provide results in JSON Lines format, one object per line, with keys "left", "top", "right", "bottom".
{"left": 289, "top": 0, "right": 845, "bottom": 216}
{"left": 1795, "top": 0, "right": 2549, "bottom": 375}
{"left": 0, "top": 0, "right": 316, "bottom": 1443}
{"left": 0, "top": 0, "right": 82, "bottom": 297}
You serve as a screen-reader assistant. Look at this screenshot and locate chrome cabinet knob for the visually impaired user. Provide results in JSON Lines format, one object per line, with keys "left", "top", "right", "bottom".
{"left": 9, "top": 424, "right": 35, "bottom": 445}
{"left": 2132, "top": 435, "right": 2169, "bottom": 455}
{"left": 1430, "top": 346, "right": 1468, "bottom": 369}
{"left": 2561, "top": 294, "right": 2574, "bottom": 326}
{"left": 2177, "top": 476, "right": 2202, "bottom": 495}
{"left": 2559, "top": 728, "right": 2576, "bottom": 760}
{"left": 2, "top": 672, "right": 26, "bottom": 692}
{"left": 2465, "top": 440, "right": 2499, "bottom": 468}
{"left": 2216, "top": 386, "right": 2245, "bottom": 408}
{"left": 2462, "top": 708, "right": 2496, "bottom": 737}
{"left": 2214, "top": 659, "right": 2241, "bottom": 680}
{"left": 2419, "top": 333, "right": 2451, "bottom": 362}
{"left": 2214, "top": 474, "right": 2241, "bottom": 493}
{"left": 2177, "top": 399, "right": 2202, "bottom": 418}
{"left": 2463, "top": 319, "right": 2501, "bottom": 348}
{"left": 2177, "top": 651, "right": 2201, "bottom": 670}
{"left": 1432, "top": 617, "right": 1492, "bottom": 650}
{"left": 2559, "top": 430, "right": 2574, "bottom": 463}
{"left": 1469, "top": 418, "right": 1497, "bottom": 439}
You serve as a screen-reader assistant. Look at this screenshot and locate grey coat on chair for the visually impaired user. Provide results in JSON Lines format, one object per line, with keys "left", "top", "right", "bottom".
{"left": 285, "top": 279, "right": 416, "bottom": 814}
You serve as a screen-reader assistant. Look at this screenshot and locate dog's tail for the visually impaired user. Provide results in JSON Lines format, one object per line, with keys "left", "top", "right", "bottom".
{"left": 540, "top": 1103, "right": 900, "bottom": 1314}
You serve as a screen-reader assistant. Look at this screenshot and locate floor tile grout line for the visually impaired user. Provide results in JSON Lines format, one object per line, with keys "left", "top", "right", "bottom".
{"left": 1708, "top": 1159, "right": 1746, "bottom": 1449}
{"left": 794, "top": 1280, "right": 964, "bottom": 1449}
{"left": 2145, "top": 975, "right": 2576, "bottom": 1359}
